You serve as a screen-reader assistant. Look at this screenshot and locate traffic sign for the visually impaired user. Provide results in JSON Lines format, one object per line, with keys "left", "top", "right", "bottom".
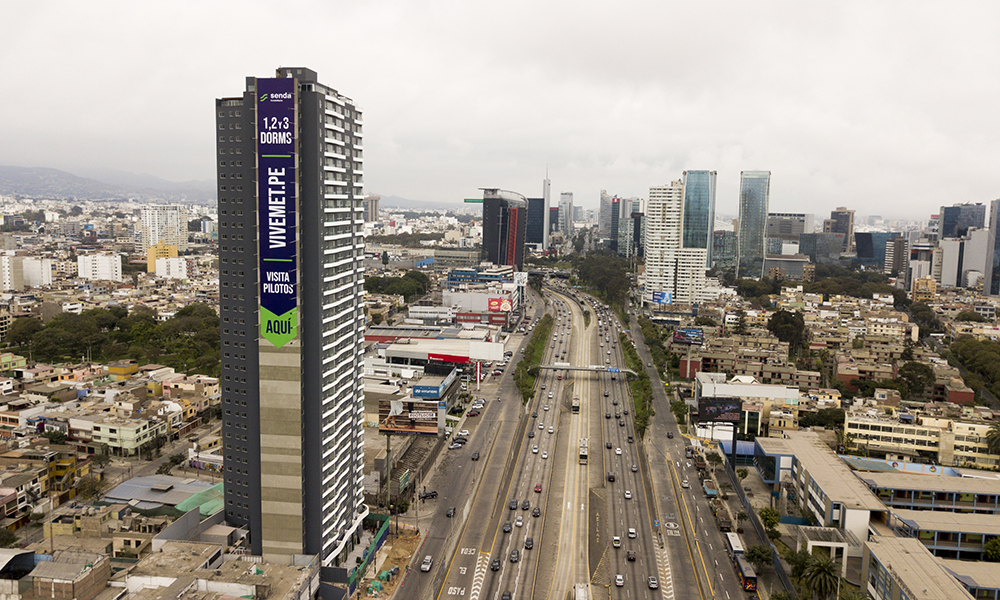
{"left": 654, "top": 520, "right": 659, "bottom": 527}
{"left": 609, "top": 368, "right": 620, "bottom": 373}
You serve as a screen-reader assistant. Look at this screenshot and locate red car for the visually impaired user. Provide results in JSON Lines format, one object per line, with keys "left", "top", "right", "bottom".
{"left": 467, "top": 410, "right": 480, "bottom": 417}
{"left": 534, "top": 483, "right": 542, "bottom": 493}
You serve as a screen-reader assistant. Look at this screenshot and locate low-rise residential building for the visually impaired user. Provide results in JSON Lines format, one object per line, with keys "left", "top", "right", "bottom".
{"left": 861, "top": 536, "right": 973, "bottom": 600}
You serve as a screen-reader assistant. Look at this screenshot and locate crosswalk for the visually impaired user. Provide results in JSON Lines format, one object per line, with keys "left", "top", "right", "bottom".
{"left": 654, "top": 544, "right": 675, "bottom": 600}
{"left": 469, "top": 553, "right": 490, "bottom": 600}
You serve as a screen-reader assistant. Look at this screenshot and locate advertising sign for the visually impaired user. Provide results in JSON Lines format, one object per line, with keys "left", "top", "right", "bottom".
{"left": 672, "top": 327, "right": 704, "bottom": 346}
{"left": 256, "top": 77, "right": 298, "bottom": 348}
{"left": 379, "top": 398, "right": 440, "bottom": 435}
{"left": 652, "top": 291, "right": 672, "bottom": 304}
{"left": 488, "top": 297, "right": 514, "bottom": 312}
{"left": 698, "top": 398, "right": 743, "bottom": 422}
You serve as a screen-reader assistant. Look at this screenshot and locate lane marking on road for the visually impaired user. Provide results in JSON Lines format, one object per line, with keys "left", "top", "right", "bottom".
{"left": 655, "top": 543, "right": 675, "bottom": 600}
{"left": 468, "top": 553, "right": 490, "bottom": 600}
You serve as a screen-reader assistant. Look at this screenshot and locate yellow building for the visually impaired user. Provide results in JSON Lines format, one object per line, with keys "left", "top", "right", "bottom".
{"left": 911, "top": 276, "right": 937, "bottom": 304}
{"left": 146, "top": 242, "right": 178, "bottom": 273}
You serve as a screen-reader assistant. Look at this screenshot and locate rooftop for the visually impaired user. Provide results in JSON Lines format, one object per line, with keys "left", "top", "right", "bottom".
{"left": 859, "top": 471, "right": 1000, "bottom": 495}
{"left": 757, "top": 430, "right": 885, "bottom": 511}
{"left": 866, "top": 536, "right": 973, "bottom": 600}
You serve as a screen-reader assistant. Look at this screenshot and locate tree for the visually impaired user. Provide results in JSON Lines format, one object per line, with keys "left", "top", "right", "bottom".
{"left": 706, "top": 453, "right": 723, "bottom": 469}
{"left": 90, "top": 453, "right": 111, "bottom": 469}
{"left": 736, "top": 510, "right": 748, "bottom": 532}
{"left": 767, "top": 310, "right": 808, "bottom": 354}
{"left": 744, "top": 544, "right": 771, "bottom": 572}
{"left": 5, "top": 316, "right": 42, "bottom": 347}
{"left": 957, "top": 310, "right": 987, "bottom": 322}
{"left": 768, "top": 593, "right": 795, "bottom": 600}
{"left": 0, "top": 529, "right": 15, "bottom": 548}
{"left": 156, "top": 463, "right": 174, "bottom": 475}
{"left": 852, "top": 337, "right": 865, "bottom": 350}
{"left": 984, "top": 537, "right": 1000, "bottom": 562}
{"left": 737, "top": 468, "right": 749, "bottom": 482}
{"left": 76, "top": 476, "right": 107, "bottom": 499}
{"left": 733, "top": 309, "right": 749, "bottom": 335}
{"left": 42, "top": 430, "right": 66, "bottom": 445}
{"left": 785, "top": 548, "right": 814, "bottom": 581}
{"left": 767, "top": 528, "right": 783, "bottom": 542}
{"left": 382, "top": 251, "right": 389, "bottom": 266}
{"left": 986, "top": 422, "right": 1000, "bottom": 457}
{"left": 802, "top": 554, "right": 840, "bottom": 600}
{"left": 758, "top": 506, "right": 781, "bottom": 530}
{"left": 839, "top": 589, "right": 868, "bottom": 600}
{"left": 897, "top": 361, "right": 936, "bottom": 398}
{"left": 694, "top": 316, "right": 717, "bottom": 327}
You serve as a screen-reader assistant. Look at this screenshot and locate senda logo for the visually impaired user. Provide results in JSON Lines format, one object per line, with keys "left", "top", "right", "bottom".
{"left": 260, "top": 92, "right": 292, "bottom": 102}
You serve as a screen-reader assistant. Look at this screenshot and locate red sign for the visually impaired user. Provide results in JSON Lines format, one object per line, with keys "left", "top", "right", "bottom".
{"left": 488, "top": 298, "right": 513, "bottom": 312}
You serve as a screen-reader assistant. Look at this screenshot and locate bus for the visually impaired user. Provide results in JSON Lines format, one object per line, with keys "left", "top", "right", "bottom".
{"left": 724, "top": 532, "right": 745, "bottom": 556}
{"left": 572, "top": 397, "right": 580, "bottom": 413}
{"left": 734, "top": 555, "right": 757, "bottom": 592}
{"left": 579, "top": 439, "right": 588, "bottom": 465}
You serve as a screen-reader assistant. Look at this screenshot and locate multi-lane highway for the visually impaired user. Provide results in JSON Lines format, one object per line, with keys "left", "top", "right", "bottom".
{"left": 405, "top": 284, "right": 733, "bottom": 600}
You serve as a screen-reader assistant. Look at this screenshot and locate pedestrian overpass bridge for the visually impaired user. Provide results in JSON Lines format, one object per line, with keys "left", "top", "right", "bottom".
{"left": 538, "top": 364, "right": 638, "bottom": 378}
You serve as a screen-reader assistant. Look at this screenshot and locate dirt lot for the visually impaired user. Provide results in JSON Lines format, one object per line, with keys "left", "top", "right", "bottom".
{"left": 359, "top": 529, "right": 421, "bottom": 598}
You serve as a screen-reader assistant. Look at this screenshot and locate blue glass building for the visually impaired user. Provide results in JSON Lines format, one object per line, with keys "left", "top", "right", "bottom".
{"left": 986, "top": 199, "right": 1000, "bottom": 296}
{"left": 682, "top": 170, "right": 717, "bottom": 266}
{"left": 737, "top": 171, "right": 771, "bottom": 279}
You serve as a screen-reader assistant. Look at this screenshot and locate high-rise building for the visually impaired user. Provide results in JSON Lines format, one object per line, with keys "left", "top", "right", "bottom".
{"left": 558, "top": 192, "right": 574, "bottom": 239}
{"left": 609, "top": 196, "right": 621, "bottom": 253}
{"left": 364, "top": 194, "right": 380, "bottom": 222}
{"left": 216, "top": 67, "right": 367, "bottom": 565}
{"left": 681, "top": 170, "right": 717, "bottom": 266}
{"left": 77, "top": 253, "right": 122, "bottom": 282}
{"left": 139, "top": 205, "right": 189, "bottom": 253}
{"left": 823, "top": 207, "right": 855, "bottom": 252}
{"left": 645, "top": 181, "right": 708, "bottom": 305}
{"left": 984, "top": 200, "right": 1000, "bottom": 296}
{"left": 525, "top": 197, "right": 546, "bottom": 249}
{"left": 737, "top": 171, "right": 771, "bottom": 279}
{"left": 884, "top": 236, "right": 909, "bottom": 278}
{"left": 599, "top": 190, "right": 613, "bottom": 237}
{"left": 482, "top": 189, "right": 527, "bottom": 270}
{"left": 541, "top": 176, "right": 551, "bottom": 250}
{"left": 712, "top": 231, "right": 737, "bottom": 270}
{"left": 549, "top": 207, "right": 560, "bottom": 234}
{"left": 940, "top": 203, "right": 986, "bottom": 239}
{"left": 766, "top": 213, "right": 814, "bottom": 241}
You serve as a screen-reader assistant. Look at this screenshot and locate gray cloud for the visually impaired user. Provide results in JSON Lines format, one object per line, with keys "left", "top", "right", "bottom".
{"left": 1, "top": 0, "right": 997, "bottom": 219}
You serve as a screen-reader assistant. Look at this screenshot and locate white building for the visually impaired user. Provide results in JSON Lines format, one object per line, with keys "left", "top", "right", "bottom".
{"left": 0, "top": 255, "right": 23, "bottom": 291}
{"left": 23, "top": 257, "right": 52, "bottom": 288}
{"left": 155, "top": 257, "right": 195, "bottom": 280}
{"left": 139, "top": 204, "right": 189, "bottom": 253}
{"left": 77, "top": 253, "right": 122, "bottom": 282}
{"left": 644, "top": 180, "right": 709, "bottom": 305}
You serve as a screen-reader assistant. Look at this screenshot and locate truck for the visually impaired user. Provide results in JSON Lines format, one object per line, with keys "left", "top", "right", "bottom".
{"left": 711, "top": 499, "right": 732, "bottom": 531}
{"left": 693, "top": 455, "right": 707, "bottom": 471}
{"left": 703, "top": 479, "right": 718, "bottom": 498}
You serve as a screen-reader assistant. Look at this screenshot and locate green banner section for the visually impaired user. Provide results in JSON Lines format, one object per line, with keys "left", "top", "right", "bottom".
{"left": 463, "top": 198, "right": 484, "bottom": 203}
{"left": 260, "top": 306, "right": 298, "bottom": 348}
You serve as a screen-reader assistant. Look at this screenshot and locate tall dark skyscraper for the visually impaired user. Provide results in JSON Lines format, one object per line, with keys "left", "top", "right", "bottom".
{"left": 940, "top": 203, "right": 986, "bottom": 239}
{"left": 681, "top": 170, "right": 717, "bottom": 266}
{"left": 482, "top": 189, "right": 527, "bottom": 270}
{"left": 216, "top": 67, "right": 366, "bottom": 565}
{"left": 525, "top": 197, "right": 546, "bottom": 248}
{"left": 985, "top": 199, "right": 1000, "bottom": 296}
{"left": 737, "top": 171, "right": 771, "bottom": 279}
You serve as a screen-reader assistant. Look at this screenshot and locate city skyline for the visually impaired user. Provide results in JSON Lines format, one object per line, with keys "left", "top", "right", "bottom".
{"left": 2, "top": 2, "right": 999, "bottom": 220}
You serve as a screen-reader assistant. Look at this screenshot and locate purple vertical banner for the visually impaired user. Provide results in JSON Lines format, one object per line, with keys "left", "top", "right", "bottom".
{"left": 256, "top": 77, "right": 297, "bottom": 347}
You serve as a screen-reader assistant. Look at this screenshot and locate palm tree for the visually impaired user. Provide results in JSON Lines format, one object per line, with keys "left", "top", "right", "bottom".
{"left": 839, "top": 588, "right": 867, "bottom": 600}
{"left": 986, "top": 421, "right": 1000, "bottom": 456}
{"left": 802, "top": 554, "right": 839, "bottom": 600}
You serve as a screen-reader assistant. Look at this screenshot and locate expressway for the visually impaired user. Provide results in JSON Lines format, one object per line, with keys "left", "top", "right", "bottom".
{"left": 406, "top": 286, "right": 672, "bottom": 600}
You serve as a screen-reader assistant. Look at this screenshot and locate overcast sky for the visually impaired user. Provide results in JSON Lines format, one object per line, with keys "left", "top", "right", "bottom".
{"left": 3, "top": 1, "right": 999, "bottom": 219}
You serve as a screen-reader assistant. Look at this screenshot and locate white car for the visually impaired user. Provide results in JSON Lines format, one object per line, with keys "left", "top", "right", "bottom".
{"left": 624, "top": 490, "right": 632, "bottom": 499}
{"left": 681, "top": 480, "right": 690, "bottom": 488}
{"left": 615, "top": 447, "right": 622, "bottom": 455}
{"left": 457, "top": 430, "right": 469, "bottom": 437}
{"left": 548, "top": 426, "right": 554, "bottom": 434}
{"left": 628, "top": 527, "right": 637, "bottom": 538}
{"left": 544, "top": 405, "right": 550, "bottom": 411}
{"left": 420, "top": 555, "right": 433, "bottom": 572}
{"left": 615, "top": 574, "right": 624, "bottom": 587}
{"left": 548, "top": 392, "right": 553, "bottom": 399}
{"left": 539, "top": 423, "right": 544, "bottom": 429}
{"left": 532, "top": 445, "right": 539, "bottom": 454}
{"left": 541, "top": 451, "right": 548, "bottom": 459}
{"left": 612, "top": 536, "right": 621, "bottom": 548}
{"left": 515, "top": 516, "right": 523, "bottom": 527}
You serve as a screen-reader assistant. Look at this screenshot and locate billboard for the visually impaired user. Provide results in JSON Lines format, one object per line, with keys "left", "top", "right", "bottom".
{"left": 652, "top": 291, "right": 672, "bottom": 304}
{"left": 672, "top": 327, "right": 704, "bottom": 346}
{"left": 256, "top": 77, "right": 298, "bottom": 348}
{"left": 488, "top": 297, "right": 514, "bottom": 312}
{"left": 412, "top": 368, "right": 458, "bottom": 399}
{"left": 379, "top": 398, "right": 441, "bottom": 435}
{"left": 698, "top": 398, "right": 743, "bottom": 422}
